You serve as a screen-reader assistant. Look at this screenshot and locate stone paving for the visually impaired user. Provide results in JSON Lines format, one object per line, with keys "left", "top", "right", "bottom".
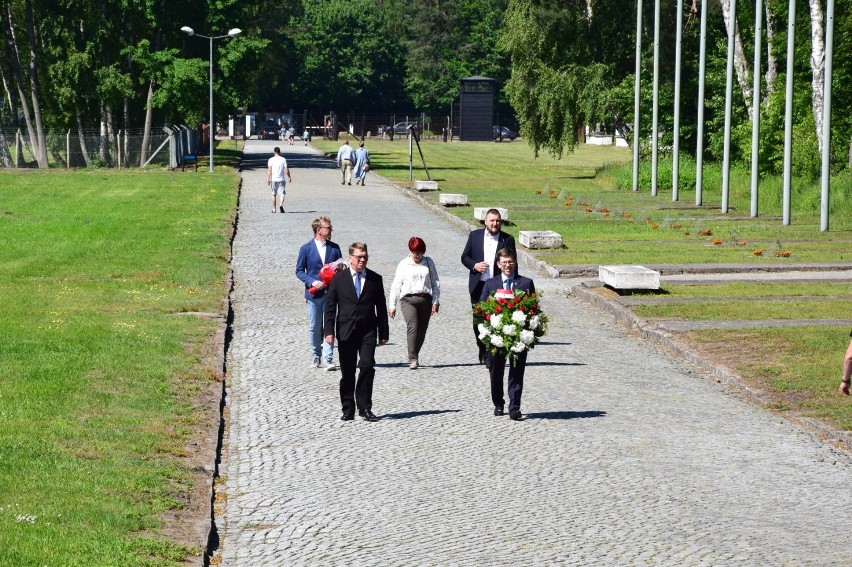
{"left": 217, "top": 140, "right": 852, "bottom": 566}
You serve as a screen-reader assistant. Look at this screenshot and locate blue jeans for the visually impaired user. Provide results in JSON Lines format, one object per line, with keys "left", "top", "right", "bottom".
{"left": 307, "top": 296, "right": 333, "bottom": 362}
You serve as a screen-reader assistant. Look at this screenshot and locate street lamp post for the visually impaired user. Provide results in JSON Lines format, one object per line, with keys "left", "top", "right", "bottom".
{"left": 180, "top": 26, "right": 241, "bottom": 172}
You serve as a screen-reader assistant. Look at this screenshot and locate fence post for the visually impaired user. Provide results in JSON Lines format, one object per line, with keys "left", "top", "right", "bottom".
{"left": 15, "top": 130, "right": 21, "bottom": 167}
{"left": 117, "top": 130, "right": 122, "bottom": 169}
{"left": 66, "top": 130, "right": 71, "bottom": 168}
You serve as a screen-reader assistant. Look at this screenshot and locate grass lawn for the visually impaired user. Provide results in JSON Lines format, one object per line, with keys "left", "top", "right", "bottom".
{"left": 0, "top": 169, "right": 238, "bottom": 565}
{"left": 312, "top": 138, "right": 852, "bottom": 265}
{"left": 315, "top": 137, "right": 852, "bottom": 433}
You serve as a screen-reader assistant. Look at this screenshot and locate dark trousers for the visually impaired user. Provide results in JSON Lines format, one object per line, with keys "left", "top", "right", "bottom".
{"left": 338, "top": 329, "right": 377, "bottom": 412}
{"left": 400, "top": 294, "right": 432, "bottom": 362}
{"left": 470, "top": 280, "right": 487, "bottom": 359}
{"left": 487, "top": 351, "right": 527, "bottom": 412}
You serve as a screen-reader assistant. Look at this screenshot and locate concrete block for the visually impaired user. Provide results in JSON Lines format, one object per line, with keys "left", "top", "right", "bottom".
{"left": 474, "top": 207, "right": 509, "bottom": 222}
{"left": 414, "top": 180, "right": 439, "bottom": 191}
{"left": 519, "top": 230, "right": 563, "bottom": 249}
{"left": 598, "top": 265, "right": 660, "bottom": 290}
{"left": 439, "top": 193, "right": 468, "bottom": 206}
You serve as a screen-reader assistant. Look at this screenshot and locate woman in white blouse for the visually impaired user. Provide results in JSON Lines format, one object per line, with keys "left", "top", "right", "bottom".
{"left": 388, "top": 237, "right": 440, "bottom": 369}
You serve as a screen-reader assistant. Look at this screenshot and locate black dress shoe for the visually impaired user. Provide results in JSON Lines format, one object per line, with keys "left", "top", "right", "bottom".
{"left": 340, "top": 410, "right": 355, "bottom": 421}
{"left": 358, "top": 409, "right": 379, "bottom": 421}
{"left": 509, "top": 410, "right": 523, "bottom": 421}
{"left": 493, "top": 407, "right": 505, "bottom": 416}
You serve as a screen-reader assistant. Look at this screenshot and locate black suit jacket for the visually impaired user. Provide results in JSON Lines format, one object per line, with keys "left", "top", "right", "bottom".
{"left": 460, "top": 228, "right": 516, "bottom": 294}
{"left": 479, "top": 274, "right": 535, "bottom": 302}
{"left": 324, "top": 268, "right": 390, "bottom": 342}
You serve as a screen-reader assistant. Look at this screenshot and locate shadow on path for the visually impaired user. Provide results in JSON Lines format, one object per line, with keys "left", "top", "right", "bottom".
{"left": 526, "top": 410, "right": 606, "bottom": 420}
{"left": 380, "top": 409, "right": 463, "bottom": 420}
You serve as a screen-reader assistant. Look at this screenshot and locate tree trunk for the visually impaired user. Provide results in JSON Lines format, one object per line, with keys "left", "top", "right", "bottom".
{"left": 3, "top": 2, "right": 39, "bottom": 165}
{"left": 139, "top": 77, "right": 154, "bottom": 167}
{"left": 76, "top": 111, "right": 91, "bottom": 167}
{"left": 24, "top": 0, "right": 48, "bottom": 168}
{"left": 719, "top": 0, "right": 754, "bottom": 121}
{"left": 808, "top": 0, "right": 825, "bottom": 153}
{"left": 764, "top": 2, "right": 778, "bottom": 104}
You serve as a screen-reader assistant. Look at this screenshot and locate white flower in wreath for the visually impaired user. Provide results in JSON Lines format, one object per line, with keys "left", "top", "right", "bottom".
{"left": 489, "top": 313, "right": 503, "bottom": 330}
{"left": 520, "top": 329, "right": 536, "bottom": 345}
{"left": 511, "top": 342, "right": 527, "bottom": 353}
{"left": 529, "top": 315, "right": 541, "bottom": 330}
{"left": 489, "top": 334, "right": 504, "bottom": 348}
{"left": 511, "top": 310, "right": 527, "bottom": 324}
{"left": 478, "top": 323, "right": 490, "bottom": 337}
{"left": 502, "top": 324, "right": 518, "bottom": 336}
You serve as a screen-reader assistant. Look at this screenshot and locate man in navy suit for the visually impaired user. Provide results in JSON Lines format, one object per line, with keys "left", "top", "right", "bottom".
{"left": 480, "top": 248, "right": 535, "bottom": 421}
{"left": 461, "top": 208, "right": 516, "bottom": 364}
{"left": 324, "top": 242, "right": 390, "bottom": 422}
{"left": 296, "top": 217, "right": 343, "bottom": 370}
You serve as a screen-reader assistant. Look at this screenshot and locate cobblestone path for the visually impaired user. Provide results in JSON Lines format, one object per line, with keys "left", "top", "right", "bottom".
{"left": 217, "top": 141, "right": 851, "bottom": 566}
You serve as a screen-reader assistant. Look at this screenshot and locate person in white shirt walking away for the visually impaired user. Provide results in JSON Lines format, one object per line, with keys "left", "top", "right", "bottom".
{"left": 267, "top": 147, "right": 292, "bottom": 213}
{"left": 335, "top": 139, "right": 356, "bottom": 185}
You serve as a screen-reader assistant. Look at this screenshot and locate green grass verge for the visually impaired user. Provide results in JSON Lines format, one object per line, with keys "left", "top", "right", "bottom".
{"left": 686, "top": 327, "right": 852, "bottom": 430}
{"left": 0, "top": 169, "right": 238, "bottom": 565}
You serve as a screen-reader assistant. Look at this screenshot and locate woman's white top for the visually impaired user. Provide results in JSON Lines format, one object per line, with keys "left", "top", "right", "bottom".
{"left": 388, "top": 255, "right": 440, "bottom": 308}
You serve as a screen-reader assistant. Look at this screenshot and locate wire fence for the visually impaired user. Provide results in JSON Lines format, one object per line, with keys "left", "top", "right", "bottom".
{"left": 0, "top": 127, "right": 178, "bottom": 169}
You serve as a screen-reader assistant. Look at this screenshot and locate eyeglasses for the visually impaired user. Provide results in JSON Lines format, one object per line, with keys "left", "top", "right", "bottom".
{"left": 350, "top": 254, "right": 368, "bottom": 260}
{"left": 320, "top": 225, "right": 333, "bottom": 230}
{"left": 500, "top": 260, "right": 516, "bottom": 265}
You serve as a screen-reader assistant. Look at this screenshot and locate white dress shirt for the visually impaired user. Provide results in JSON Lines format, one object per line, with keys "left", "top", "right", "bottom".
{"left": 481, "top": 232, "right": 499, "bottom": 281}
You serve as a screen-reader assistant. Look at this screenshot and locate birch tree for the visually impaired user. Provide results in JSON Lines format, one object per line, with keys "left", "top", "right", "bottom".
{"left": 719, "top": 0, "right": 754, "bottom": 121}
{"left": 808, "top": 0, "right": 825, "bottom": 153}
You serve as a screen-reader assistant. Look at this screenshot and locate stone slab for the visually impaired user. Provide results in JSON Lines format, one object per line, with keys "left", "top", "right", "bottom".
{"left": 439, "top": 193, "right": 468, "bottom": 206}
{"left": 414, "top": 180, "right": 439, "bottom": 191}
{"left": 519, "top": 230, "right": 563, "bottom": 249}
{"left": 598, "top": 265, "right": 660, "bottom": 290}
{"left": 473, "top": 207, "right": 509, "bottom": 222}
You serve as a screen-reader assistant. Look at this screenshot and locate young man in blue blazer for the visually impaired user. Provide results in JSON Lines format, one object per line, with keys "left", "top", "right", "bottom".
{"left": 296, "top": 217, "right": 343, "bottom": 370}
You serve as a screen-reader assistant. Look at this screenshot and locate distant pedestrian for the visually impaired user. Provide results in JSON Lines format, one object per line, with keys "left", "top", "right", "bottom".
{"left": 336, "top": 139, "right": 355, "bottom": 185}
{"left": 303, "top": 128, "right": 311, "bottom": 146}
{"left": 325, "top": 242, "right": 389, "bottom": 422}
{"left": 839, "top": 330, "right": 852, "bottom": 395}
{"left": 267, "top": 147, "right": 291, "bottom": 213}
{"left": 280, "top": 125, "right": 287, "bottom": 141}
{"left": 288, "top": 126, "right": 296, "bottom": 145}
{"left": 199, "top": 119, "right": 210, "bottom": 153}
{"left": 387, "top": 237, "right": 440, "bottom": 370}
{"left": 353, "top": 142, "right": 370, "bottom": 186}
{"left": 296, "top": 217, "right": 343, "bottom": 371}
{"left": 461, "top": 208, "right": 516, "bottom": 364}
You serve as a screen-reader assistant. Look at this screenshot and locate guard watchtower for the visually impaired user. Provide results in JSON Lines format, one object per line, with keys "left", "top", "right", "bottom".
{"left": 459, "top": 76, "right": 495, "bottom": 141}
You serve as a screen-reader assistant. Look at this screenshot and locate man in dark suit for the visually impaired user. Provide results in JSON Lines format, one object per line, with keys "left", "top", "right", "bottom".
{"left": 296, "top": 216, "right": 343, "bottom": 371}
{"left": 324, "top": 242, "right": 390, "bottom": 422}
{"left": 461, "top": 208, "right": 516, "bottom": 364}
{"left": 480, "top": 248, "right": 535, "bottom": 421}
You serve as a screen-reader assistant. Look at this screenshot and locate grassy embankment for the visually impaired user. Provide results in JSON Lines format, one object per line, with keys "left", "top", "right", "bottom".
{"left": 0, "top": 168, "right": 238, "bottom": 565}
{"left": 314, "top": 137, "right": 852, "bottom": 431}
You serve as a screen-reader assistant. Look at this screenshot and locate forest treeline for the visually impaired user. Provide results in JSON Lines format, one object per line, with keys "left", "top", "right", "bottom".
{"left": 1, "top": 0, "right": 849, "bottom": 176}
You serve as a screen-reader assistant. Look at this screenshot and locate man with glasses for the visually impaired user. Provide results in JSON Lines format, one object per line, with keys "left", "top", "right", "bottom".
{"left": 324, "top": 243, "right": 389, "bottom": 422}
{"left": 461, "top": 208, "right": 516, "bottom": 364}
{"left": 480, "top": 248, "right": 535, "bottom": 421}
{"left": 296, "top": 217, "right": 343, "bottom": 370}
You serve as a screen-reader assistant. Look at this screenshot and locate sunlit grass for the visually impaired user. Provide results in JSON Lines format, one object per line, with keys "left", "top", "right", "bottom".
{"left": 0, "top": 169, "right": 238, "bottom": 564}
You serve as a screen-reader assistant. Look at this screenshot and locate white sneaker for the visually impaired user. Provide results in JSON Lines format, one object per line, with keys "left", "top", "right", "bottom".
{"left": 311, "top": 357, "right": 321, "bottom": 368}
{"left": 324, "top": 361, "right": 338, "bottom": 371}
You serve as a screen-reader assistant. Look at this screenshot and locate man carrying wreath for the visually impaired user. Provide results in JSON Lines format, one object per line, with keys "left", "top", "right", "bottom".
{"left": 479, "top": 248, "right": 535, "bottom": 421}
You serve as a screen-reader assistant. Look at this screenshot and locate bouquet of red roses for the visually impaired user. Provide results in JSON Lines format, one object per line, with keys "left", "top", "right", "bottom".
{"left": 473, "top": 290, "right": 548, "bottom": 364}
{"left": 308, "top": 258, "right": 346, "bottom": 294}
